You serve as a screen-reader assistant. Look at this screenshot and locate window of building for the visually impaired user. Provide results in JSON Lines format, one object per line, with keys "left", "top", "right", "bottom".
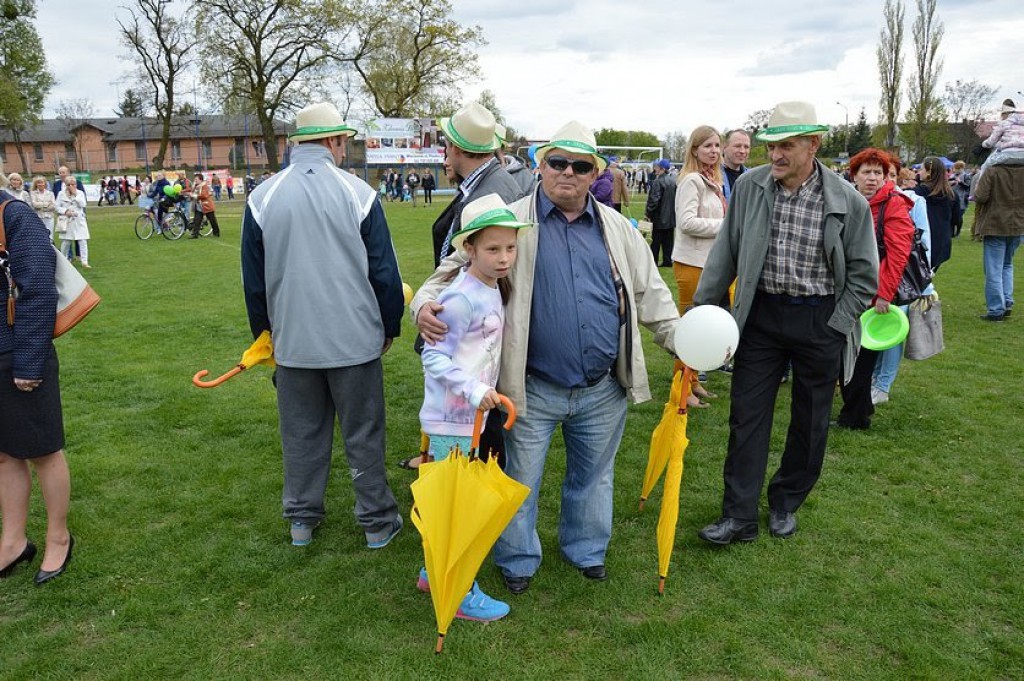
{"left": 106, "top": 143, "right": 118, "bottom": 163}
{"left": 135, "top": 141, "right": 147, "bottom": 160}
{"left": 33, "top": 144, "right": 43, "bottom": 162}
{"left": 171, "top": 140, "right": 181, "bottom": 160}
{"left": 202, "top": 139, "right": 212, "bottom": 162}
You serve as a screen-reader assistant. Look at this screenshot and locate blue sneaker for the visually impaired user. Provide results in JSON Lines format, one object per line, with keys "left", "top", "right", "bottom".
{"left": 366, "top": 514, "right": 403, "bottom": 549}
{"left": 456, "top": 582, "right": 510, "bottom": 622}
{"left": 290, "top": 520, "right": 320, "bottom": 546}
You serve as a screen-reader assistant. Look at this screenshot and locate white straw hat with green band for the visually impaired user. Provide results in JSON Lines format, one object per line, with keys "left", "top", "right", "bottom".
{"left": 449, "top": 193, "right": 533, "bottom": 254}
{"left": 438, "top": 102, "right": 501, "bottom": 153}
{"left": 754, "top": 101, "right": 830, "bottom": 142}
{"left": 534, "top": 120, "right": 607, "bottom": 171}
{"left": 289, "top": 102, "right": 357, "bottom": 142}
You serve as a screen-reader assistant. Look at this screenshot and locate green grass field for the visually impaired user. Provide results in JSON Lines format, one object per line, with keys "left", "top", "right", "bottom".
{"left": 1, "top": 196, "right": 1021, "bottom": 679}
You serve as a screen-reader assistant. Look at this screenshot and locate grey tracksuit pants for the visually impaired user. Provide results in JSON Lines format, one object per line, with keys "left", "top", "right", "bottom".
{"left": 275, "top": 359, "right": 399, "bottom": 534}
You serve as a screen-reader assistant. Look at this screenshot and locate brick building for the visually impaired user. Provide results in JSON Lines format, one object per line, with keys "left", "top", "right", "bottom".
{"left": 0, "top": 114, "right": 294, "bottom": 178}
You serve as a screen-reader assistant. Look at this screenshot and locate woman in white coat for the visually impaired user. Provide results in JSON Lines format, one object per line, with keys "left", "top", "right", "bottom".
{"left": 672, "top": 125, "right": 727, "bottom": 405}
{"left": 55, "top": 182, "right": 90, "bottom": 268}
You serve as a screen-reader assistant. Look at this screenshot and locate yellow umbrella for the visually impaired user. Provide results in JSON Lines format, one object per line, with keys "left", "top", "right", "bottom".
{"left": 410, "top": 395, "right": 529, "bottom": 653}
{"left": 192, "top": 330, "right": 276, "bottom": 388}
{"left": 639, "top": 368, "right": 693, "bottom": 594}
{"left": 639, "top": 368, "right": 688, "bottom": 510}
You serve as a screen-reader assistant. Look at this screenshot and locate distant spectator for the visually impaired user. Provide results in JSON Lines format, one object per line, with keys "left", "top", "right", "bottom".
{"left": 972, "top": 162, "right": 1024, "bottom": 321}
{"left": 913, "top": 156, "right": 956, "bottom": 271}
{"left": 6, "top": 173, "right": 29, "bottom": 202}
{"left": 29, "top": 176, "right": 56, "bottom": 240}
{"left": 721, "top": 129, "right": 751, "bottom": 202}
{"left": 645, "top": 158, "right": 676, "bottom": 268}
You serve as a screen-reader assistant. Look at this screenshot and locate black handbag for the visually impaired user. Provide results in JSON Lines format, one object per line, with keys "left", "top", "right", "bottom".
{"left": 875, "top": 198, "right": 933, "bottom": 305}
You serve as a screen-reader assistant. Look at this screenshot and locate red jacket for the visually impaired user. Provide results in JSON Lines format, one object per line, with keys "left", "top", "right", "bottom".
{"left": 868, "top": 181, "right": 915, "bottom": 304}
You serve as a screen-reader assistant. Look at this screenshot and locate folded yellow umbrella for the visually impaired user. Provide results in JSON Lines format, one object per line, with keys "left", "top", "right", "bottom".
{"left": 192, "top": 330, "right": 275, "bottom": 388}
{"left": 639, "top": 368, "right": 693, "bottom": 594}
{"left": 410, "top": 395, "right": 529, "bottom": 653}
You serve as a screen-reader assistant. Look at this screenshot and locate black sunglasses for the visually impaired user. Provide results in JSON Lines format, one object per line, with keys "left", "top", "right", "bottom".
{"left": 545, "top": 155, "right": 595, "bottom": 174}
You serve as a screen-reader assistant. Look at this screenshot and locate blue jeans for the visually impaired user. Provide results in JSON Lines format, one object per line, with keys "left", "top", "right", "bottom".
{"left": 872, "top": 304, "right": 910, "bottom": 393}
{"left": 493, "top": 373, "right": 627, "bottom": 578}
{"left": 983, "top": 236, "right": 1021, "bottom": 316}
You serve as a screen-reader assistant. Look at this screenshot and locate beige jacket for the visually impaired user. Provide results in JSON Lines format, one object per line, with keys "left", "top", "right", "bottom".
{"left": 672, "top": 172, "right": 725, "bottom": 268}
{"left": 412, "top": 187, "right": 680, "bottom": 416}
{"left": 611, "top": 167, "right": 630, "bottom": 205}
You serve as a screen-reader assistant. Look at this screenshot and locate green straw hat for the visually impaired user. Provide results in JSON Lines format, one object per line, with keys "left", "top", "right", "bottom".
{"left": 449, "top": 193, "right": 532, "bottom": 255}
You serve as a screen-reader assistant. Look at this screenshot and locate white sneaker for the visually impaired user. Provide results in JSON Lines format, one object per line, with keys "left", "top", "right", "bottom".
{"left": 871, "top": 388, "right": 889, "bottom": 405}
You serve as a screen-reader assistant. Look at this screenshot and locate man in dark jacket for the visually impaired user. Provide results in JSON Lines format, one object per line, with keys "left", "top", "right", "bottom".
{"left": 645, "top": 159, "right": 676, "bottom": 267}
{"left": 973, "top": 163, "right": 1024, "bottom": 321}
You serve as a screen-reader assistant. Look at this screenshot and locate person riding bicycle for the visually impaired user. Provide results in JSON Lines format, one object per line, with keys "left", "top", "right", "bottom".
{"left": 147, "top": 172, "right": 172, "bottom": 230}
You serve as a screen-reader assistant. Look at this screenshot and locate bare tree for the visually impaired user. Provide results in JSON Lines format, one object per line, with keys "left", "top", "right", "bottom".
{"left": 943, "top": 79, "right": 998, "bottom": 125}
{"left": 662, "top": 131, "right": 688, "bottom": 162}
{"left": 876, "top": 0, "right": 905, "bottom": 148}
{"left": 193, "top": 0, "right": 336, "bottom": 171}
{"left": 118, "top": 0, "right": 196, "bottom": 169}
{"left": 55, "top": 98, "right": 95, "bottom": 171}
{"left": 744, "top": 109, "right": 772, "bottom": 135}
{"left": 902, "top": 0, "right": 945, "bottom": 159}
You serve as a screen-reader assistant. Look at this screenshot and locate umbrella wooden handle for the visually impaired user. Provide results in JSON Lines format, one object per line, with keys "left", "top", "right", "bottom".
{"left": 470, "top": 394, "right": 516, "bottom": 453}
{"left": 192, "top": 364, "right": 244, "bottom": 388}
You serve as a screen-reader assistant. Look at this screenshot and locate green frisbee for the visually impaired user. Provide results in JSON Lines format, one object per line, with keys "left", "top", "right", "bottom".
{"left": 860, "top": 306, "right": 910, "bottom": 351}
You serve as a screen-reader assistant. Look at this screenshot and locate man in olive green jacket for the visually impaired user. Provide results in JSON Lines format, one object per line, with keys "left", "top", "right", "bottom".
{"left": 693, "top": 101, "right": 878, "bottom": 545}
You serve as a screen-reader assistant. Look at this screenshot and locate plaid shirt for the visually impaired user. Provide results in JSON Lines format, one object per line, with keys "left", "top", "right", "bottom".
{"left": 758, "top": 165, "right": 833, "bottom": 296}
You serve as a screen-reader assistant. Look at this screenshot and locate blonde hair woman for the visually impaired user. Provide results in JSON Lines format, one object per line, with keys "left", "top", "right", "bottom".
{"left": 672, "top": 125, "right": 727, "bottom": 405}
{"left": 29, "top": 176, "right": 56, "bottom": 240}
{"left": 6, "top": 173, "right": 29, "bottom": 202}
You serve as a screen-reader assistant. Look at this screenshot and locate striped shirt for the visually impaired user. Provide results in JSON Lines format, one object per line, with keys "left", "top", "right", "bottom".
{"left": 759, "top": 165, "right": 833, "bottom": 296}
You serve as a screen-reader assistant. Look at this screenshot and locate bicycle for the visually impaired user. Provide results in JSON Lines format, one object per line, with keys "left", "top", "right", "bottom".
{"left": 134, "top": 196, "right": 188, "bottom": 240}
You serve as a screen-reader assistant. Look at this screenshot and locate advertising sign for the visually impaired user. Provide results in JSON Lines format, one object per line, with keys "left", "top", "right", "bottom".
{"left": 363, "top": 117, "right": 445, "bottom": 165}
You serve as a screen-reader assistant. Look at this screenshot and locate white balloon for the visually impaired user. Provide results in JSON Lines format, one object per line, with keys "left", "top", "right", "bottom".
{"left": 673, "top": 305, "right": 740, "bottom": 371}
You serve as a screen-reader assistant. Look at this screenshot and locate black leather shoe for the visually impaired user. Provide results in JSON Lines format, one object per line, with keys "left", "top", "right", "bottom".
{"left": 503, "top": 573, "right": 531, "bottom": 595}
{"left": 0, "top": 541, "right": 37, "bottom": 579}
{"left": 579, "top": 565, "right": 608, "bottom": 581}
{"left": 34, "top": 535, "right": 73, "bottom": 586}
{"left": 697, "top": 517, "right": 758, "bottom": 545}
{"left": 768, "top": 510, "right": 797, "bottom": 539}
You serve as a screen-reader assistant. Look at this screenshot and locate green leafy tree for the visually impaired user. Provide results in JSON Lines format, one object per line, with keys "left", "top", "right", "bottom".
{"left": 0, "top": 0, "right": 54, "bottom": 175}
{"left": 849, "top": 108, "right": 873, "bottom": 156}
{"left": 344, "top": 0, "right": 484, "bottom": 117}
{"left": 876, "top": 0, "right": 905, "bottom": 148}
{"left": 118, "top": 0, "right": 197, "bottom": 169}
{"left": 595, "top": 128, "right": 661, "bottom": 150}
{"left": 661, "top": 131, "right": 688, "bottom": 163}
{"left": 193, "top": 0, "right": 336, "bottom": 170}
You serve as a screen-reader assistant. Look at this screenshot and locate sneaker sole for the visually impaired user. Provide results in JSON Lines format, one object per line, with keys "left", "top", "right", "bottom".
{"left": 366, "top": 519, "right": 403, "bottom": 549}
{"left": 455, "top": 608, "right": 508, "bottom": 622}
{"left": 291, "top": 537, "right": 312, "bottom": 546}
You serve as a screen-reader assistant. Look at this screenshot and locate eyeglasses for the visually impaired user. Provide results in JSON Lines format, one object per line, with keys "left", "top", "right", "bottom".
{"left": 545, "top": 156, "right": 595, "bottom": 174}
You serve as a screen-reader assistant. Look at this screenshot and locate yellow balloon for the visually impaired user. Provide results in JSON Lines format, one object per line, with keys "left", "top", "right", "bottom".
{"left": 402, "top": 283, "right": 414, "bottom": 305}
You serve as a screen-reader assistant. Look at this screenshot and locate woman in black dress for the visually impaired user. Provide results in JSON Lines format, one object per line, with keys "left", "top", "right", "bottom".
{"left": 0, "top": 166, "right": 75, "bottom": 585}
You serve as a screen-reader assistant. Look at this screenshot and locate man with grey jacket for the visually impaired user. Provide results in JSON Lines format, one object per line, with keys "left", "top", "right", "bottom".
{"left": 693, "top": 102, "right": 878, "bottom": 545}
{"left": 241, "top": 102, "right": 404, "bottom": 549}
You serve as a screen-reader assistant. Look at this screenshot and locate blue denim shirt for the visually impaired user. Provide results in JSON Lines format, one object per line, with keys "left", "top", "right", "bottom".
{"left": 527, "top": 189, "right": 620, "bottom": 388}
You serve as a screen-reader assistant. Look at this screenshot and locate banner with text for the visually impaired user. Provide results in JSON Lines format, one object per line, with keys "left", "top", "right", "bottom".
{"left": 363, "top": 118, "right": 445, "bottom": 165}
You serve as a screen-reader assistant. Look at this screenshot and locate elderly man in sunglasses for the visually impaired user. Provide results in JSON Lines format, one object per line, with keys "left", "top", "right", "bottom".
{"left": 413, "top": 121, "right": 679, "bottom": 594}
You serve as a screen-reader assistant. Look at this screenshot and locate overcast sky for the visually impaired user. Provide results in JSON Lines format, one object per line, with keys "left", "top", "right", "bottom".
{"left": 36, "top": 0, "right": 1022, "bottom": 141}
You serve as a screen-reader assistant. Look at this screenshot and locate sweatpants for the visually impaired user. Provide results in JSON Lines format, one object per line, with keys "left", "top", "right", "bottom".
{"left": 275, "top": 359, "right": 400, "bottom": 534}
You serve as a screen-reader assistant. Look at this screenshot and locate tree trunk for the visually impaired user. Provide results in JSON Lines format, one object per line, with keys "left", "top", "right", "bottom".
{"left": 258, "top": 112, "right": 280, "bottom": 171}
{"left": 12, "top": 129, "right": 31, "bottom": 176}
{"left": 154, "top": 112, "right": 171, "bottom": 169}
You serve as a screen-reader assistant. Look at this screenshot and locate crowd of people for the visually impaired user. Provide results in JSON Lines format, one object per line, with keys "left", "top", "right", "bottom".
{"left": 2, "top": 95, "right": 1022, "bottom": 633}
